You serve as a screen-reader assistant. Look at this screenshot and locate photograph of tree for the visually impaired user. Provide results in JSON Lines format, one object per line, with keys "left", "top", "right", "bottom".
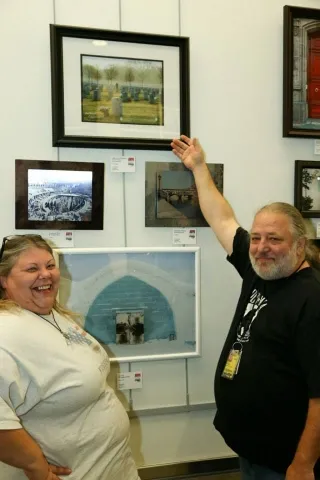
{"left": 81, "top": 54, "right": 164, "bottom": 126}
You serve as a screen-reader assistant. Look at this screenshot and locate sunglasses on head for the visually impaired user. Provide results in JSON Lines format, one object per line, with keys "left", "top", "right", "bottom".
{"left": 0, "top": 235, "right": 43, "bottom": 262}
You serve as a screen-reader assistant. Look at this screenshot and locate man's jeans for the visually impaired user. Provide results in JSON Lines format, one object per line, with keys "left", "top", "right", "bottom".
{"left": 239, "top": 457, "right": 285, "bottom": 480}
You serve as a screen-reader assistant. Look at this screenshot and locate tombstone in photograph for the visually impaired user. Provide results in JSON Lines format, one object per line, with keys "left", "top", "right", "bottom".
{"left": 112, "top": 97, "right": 123, "bottom": 119}
{"left": 92, "top": 88, "right": 101, "bottom": 101}
{"left": 107, "top": 86, "right": 113, "bottom": 100}
{"left": 121, "top": 91, "right": 129, "bottom": 102}
{"left": 149, "top": 92, "right": 156, "bottom": 104}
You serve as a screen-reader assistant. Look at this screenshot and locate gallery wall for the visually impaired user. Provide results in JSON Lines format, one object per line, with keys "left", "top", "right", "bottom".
{"left": 2, "top": 0, "right": 320, "bottom": 469}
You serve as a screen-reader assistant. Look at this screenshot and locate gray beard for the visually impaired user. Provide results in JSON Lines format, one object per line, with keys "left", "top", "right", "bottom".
{"left": 249, "top": 246, "right": 299, "bottom": 280}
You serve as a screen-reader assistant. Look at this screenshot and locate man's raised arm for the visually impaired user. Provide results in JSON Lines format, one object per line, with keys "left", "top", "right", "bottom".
{"left": 171, "top": 135, "right": 239, "bottom": 256}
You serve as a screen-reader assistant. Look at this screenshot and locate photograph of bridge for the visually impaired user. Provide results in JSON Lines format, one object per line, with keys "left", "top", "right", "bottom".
{"left": 156, "top": 171, "right": 200, "bottom": 219}
{"left": 145, "top": 162, "right": 224, "bottom": 227}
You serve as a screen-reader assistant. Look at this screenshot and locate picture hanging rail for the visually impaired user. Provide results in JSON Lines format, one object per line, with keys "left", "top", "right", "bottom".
{"left": 15, "top": 159, "right": 104, "bottom": 230}
{"left": 50, "top": 24, "right": 190, "bottom": 150}
{"left": 54, "top": 247, "right": 200, "bottom": 362}
{"left": 283, "top": 5, "right": 320, "bottom": 138}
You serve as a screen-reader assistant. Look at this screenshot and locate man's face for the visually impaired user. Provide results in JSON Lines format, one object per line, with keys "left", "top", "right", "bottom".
{"left": 249, "top": 211, "right": 304, "bottom": 280}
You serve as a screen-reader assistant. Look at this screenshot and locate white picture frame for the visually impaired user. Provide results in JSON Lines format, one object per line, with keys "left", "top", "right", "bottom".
{"left": 54, "top": 246, "right": 200, "bottom": 362}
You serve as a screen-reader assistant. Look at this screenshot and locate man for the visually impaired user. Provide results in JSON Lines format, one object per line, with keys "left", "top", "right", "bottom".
{"left": 171, "top": 135, "right": 320, "bottom": 480}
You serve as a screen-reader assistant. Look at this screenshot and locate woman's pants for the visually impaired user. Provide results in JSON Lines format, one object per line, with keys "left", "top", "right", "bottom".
{"left": 239, "top": 457, "right": 285, "bottom": 480}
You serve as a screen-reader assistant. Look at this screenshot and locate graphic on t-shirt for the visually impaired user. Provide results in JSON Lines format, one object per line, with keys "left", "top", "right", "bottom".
{"left": 236, "top": 289, "right": 267, "bottom": 343}
{"left": 66, "top": 324, "right": 100, "bottom": 353}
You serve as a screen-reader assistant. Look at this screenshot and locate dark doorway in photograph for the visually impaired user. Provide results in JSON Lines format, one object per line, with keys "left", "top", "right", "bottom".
{"left": 115, "top": 310, "right": 144, "bottom": 345}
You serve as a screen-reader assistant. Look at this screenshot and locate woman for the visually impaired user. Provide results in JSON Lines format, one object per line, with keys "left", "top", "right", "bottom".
{"left": 0, "top": 235, "right": 140, "bottom": 480}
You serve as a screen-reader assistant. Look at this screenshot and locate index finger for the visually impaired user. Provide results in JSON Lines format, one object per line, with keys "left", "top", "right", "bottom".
{"left": 180, "top": 135, "right": 192, "bottom": 145}
{"left": 50, "top": 465, "right": 72, "bottom": 476}
{"left": 171, "top": 138, "right": 189, "bottom": 150}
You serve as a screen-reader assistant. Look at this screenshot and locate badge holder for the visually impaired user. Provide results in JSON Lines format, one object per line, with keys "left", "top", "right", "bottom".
{"left": 221, "top": 342, "right": 243, "bottom": 380}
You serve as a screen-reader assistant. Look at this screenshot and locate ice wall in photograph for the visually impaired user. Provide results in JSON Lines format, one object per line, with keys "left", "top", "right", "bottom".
{"left": 58, "top": 250, "right": 196, "bottom": 358}
{"left": 85, "top": 275, "right": 175, "bottom": 343}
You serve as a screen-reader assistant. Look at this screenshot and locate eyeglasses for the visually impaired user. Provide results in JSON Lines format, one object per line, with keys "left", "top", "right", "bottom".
{"left": 0, "top": 235, "right": 43, "bottom": 263}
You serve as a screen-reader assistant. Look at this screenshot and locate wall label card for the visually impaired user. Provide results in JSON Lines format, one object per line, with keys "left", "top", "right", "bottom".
{"left": 173, "top": 228, "right": 197, "bottom": 245}
{"left": 117, "top": 371, "right": 143, "bottom": 390}
{"left": 111, "top": 156, "right": 136, "bottom": 173}
{"left": 46, "top": 231, "right": 74, "bottom": 247}
{"left": 315, "top": 141, "right": 320, "bottom": 155}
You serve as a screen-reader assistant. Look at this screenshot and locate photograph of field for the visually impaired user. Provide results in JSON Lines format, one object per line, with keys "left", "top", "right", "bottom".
{"left": 81, "top": 54, "right": 164, "bottom": 126}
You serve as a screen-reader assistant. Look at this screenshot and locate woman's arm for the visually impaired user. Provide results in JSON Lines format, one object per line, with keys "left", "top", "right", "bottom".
{"left": 0, "top": 428, "right": 71, "bottom": 480}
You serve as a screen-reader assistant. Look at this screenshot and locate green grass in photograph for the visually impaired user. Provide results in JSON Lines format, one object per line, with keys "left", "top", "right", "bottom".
{"left": 82, "top": 91, "right": 163, "bottom": 126}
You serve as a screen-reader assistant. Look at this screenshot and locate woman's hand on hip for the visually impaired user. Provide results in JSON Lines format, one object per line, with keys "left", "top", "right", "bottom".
{"left": 24, "top": 462, "right": 72, "bottom": 480}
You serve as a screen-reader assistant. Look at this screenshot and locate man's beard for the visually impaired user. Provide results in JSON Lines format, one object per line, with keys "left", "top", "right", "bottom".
{"left": 249, "top": 243, "right": 300, "bottom": 280}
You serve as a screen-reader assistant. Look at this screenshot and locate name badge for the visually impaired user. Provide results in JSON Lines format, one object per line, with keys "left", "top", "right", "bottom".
{"left": 221, "top": 346, "right": 242, "bottom": 380}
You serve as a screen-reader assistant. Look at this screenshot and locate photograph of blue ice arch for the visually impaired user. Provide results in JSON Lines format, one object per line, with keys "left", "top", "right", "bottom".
{"left": 56, "top": 248, "right": 200, "bottom": 362}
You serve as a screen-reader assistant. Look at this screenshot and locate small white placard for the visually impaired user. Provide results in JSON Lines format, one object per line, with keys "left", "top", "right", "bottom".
{"left": 317, "top": 223, "right": 320, "bottom": 238}
{"left": 173, "top": 228, "right": 197, "bottom": 245}
{"left": 315, "top": 140, "right": 320, "bottom": 155}
{"left": 111, "top": 156, "right": 136, "bottom": 173}
{"left": 117, "top": 371, "right": 143, "bottom": 390}
{"left": 46, "top": 231, "right": 74, "bottom": 247}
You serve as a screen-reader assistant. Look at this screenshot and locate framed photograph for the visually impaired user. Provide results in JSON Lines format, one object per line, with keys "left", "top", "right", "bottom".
{"left": 15, "top": 159, "right": 104, "bottom": 230}
{"left": 294, "top": 160, "right": 320, "bottom": 217}
{"left": 50, "top": 24, "right": 190, "bottom": 150}
{"left": 116, "top": 310, "right": 145, "bottom": 345}
{"left": 145, "top": 161, "right": 223, "bottom": 227}
{"left": 283, "top": 5, "right": 320, "bottom": 138}
{"left": 54, "top": 247, "right": 200, "bottom": 362}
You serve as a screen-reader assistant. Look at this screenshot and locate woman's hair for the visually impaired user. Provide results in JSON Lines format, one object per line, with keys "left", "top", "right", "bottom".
{"left": 256, "top": 202, "right": 320, "bottom": 269}
{"left": 0, "top": 234, "right": 80, "bottom": 320}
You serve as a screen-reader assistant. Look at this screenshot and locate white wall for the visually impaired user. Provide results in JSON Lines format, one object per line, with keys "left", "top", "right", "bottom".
{"left": 2, "top": 0, "right": 320, "bottom": 469}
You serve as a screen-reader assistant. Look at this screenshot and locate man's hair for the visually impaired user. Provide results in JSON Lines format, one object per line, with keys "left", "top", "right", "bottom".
{"left": 0, "top": 234, "right": 80, "bottom": 320}
{"left": 256, "top": 202, "right": 320, "bottom": 268}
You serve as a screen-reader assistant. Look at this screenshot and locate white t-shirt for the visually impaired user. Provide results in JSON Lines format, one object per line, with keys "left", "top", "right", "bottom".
{"left": 0, "top": 308, "right": 140, "bottom": 480}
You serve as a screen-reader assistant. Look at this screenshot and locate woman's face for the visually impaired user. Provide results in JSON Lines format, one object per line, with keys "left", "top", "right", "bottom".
{"left": 1, "top": 247, "right": 60, "bottom": 315}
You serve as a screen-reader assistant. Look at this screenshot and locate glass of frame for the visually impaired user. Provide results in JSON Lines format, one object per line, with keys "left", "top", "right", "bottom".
{"left": 145, "top": 161, "right": 224, "bottom": 227}
{"left": 15, "top": 159, "right": 104, "bottom": 230}
{"left": 50, "top": 24, "right": 190, "bottom": 150}
{"left": 283, "top": 5, "right": 320, "bottom": 138}
{"left": 54, "top": 247, "right": 200, "bottom": 362}
{"left": 294, "top": 160, "right": 320, "bottom": 217}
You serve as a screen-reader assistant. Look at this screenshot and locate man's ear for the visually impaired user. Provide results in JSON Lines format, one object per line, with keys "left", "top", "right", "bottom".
{"left": 296, "top": 237, "right": 306, "bottom": 256}
{"left": 0, "top": 276, "right": 7, "bottom": 289}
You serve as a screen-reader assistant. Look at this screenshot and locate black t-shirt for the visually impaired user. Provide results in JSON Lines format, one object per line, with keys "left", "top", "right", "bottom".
{"left": 214, "top": 227, "right": 320, "bottom": 474}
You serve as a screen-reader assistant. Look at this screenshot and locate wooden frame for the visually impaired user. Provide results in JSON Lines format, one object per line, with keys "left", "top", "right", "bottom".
{"left": 283, "top": 5, "right": 320, "bottom": 138}
{"left": 54, "top": 247, "right": 200, "bottom": 362}
{"left": 50, "top": 24, "right": 190, "bottom": 150}
{"left": 294, "top": 160, "right": 320, "bottom": 217}
{"left": 15, "top": 159, "right": 104, "bottom": 230}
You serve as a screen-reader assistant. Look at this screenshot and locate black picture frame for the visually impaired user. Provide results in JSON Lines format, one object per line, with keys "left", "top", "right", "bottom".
{"left": 50, "top": 24, "right": 190, "bottom": 150}
{"left": 294, "top": 160, "right": 320, "bottom": 217}
{"left": 283, "top": 5, "right": 320, "bottom": 138}
{"left": 15, "top": 159, "right": 104, "bottom": 230}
